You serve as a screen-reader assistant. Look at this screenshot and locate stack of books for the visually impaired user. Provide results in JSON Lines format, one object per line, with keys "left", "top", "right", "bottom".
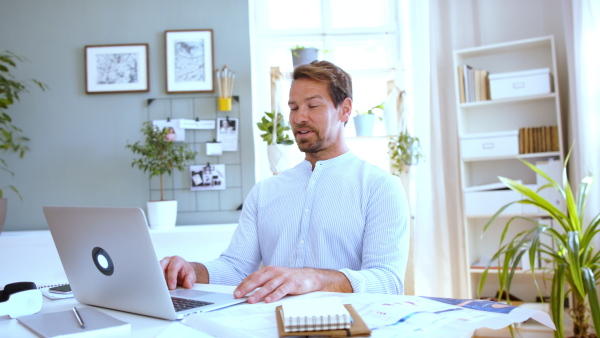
{"left": 457, "top": 64, "right": 490, "bottom": 103}
{"left": 519, "top": 126, "right": 559, "bottom": 154}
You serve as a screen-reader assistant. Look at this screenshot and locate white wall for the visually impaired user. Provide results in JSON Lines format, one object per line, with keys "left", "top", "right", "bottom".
{"left": 0, "top": 0, "right": 255, "bottom": 230}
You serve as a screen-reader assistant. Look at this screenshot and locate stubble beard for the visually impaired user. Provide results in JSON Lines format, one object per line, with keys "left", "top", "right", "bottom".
{"left": 295, "top": 130, "right": 325, "bottom": 154}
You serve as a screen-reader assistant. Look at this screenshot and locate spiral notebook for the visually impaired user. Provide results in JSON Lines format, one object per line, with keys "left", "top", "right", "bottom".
{"left": 276, "top": 302, "right": 371, "bottom": 337}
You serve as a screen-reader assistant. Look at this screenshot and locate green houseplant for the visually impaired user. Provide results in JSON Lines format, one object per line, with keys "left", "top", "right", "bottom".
{"left": 256, "top": 111, "right": 294, "bottom": 174}
{"left": 256, "top": 111, "right": 293, "bottom": 146}
{"left": 0, "top": 51, "right": 48, "bottom": 198}
{"left": 0, "top": 51, "right": 47, "bottom": 233}
{"left": 353, "top": 102, "right": 384, "bottom": 137}
{"left": 126, "top": 121, "right": 197, "bottom": 228}
{"left": 478, "top": 154, "right": 600, "bottom": 338}
{"left": 388, "top": 130, "right": 423, "bottom": 175}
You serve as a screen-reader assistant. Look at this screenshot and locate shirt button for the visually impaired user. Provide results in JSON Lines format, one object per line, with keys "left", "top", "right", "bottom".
{"left": 300, "top": 240, "right": 304, "bottom": 245}
{"left": 305, "top": 209, "right": 309, "bottom": 213}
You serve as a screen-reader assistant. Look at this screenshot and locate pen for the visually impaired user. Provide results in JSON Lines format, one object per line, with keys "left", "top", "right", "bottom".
{"left": 72, "top": 307, "right": 85, "bottom": 329}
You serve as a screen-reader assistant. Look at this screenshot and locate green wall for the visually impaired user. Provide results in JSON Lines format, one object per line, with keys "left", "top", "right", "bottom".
{"left": 0, "top": 0, "right": 254, "bottom": 230}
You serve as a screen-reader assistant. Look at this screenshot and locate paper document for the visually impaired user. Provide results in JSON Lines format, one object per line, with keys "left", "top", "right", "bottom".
{"left": 181, "top": 292, "right": 555, "bottom": 338}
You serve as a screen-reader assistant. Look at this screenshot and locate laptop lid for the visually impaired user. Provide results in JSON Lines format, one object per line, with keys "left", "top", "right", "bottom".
{"left": 43, "top": 206, "right": 246, "bottom": 320}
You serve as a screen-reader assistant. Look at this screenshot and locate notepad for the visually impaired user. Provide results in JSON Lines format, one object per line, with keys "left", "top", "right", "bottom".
{"left": 17, "top": 306, "right": 130, "bottom": 337}
{"left": 281, "top": 296, "right": 352, "bottom": 332}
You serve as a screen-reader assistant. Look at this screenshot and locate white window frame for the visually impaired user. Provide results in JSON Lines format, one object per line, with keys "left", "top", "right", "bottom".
{"left": 250, "top": 0, "right": 402, "bottom": 182}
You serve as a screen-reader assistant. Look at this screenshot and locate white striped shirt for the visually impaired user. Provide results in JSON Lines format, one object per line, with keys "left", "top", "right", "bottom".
{"left": 203, "top": 151, "right": 410, "bottom": 294}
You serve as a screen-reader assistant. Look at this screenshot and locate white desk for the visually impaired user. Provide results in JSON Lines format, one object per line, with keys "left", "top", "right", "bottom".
{"left": 0, "top": 284, "right": 237, "bottom": 337}
{"left": 0, "top": 225, "right": 238, "bottom": 337}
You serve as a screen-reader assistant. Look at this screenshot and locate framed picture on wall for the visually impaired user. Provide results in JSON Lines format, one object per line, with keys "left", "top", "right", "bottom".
{"left": 85, "top": 44, "right": 149, "bottom": 94}
{"left": 165, "top": 29, "right": 214, "bottom": 93}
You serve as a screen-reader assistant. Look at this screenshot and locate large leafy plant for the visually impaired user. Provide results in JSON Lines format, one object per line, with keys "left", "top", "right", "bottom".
{"left": 256, "top": 111, "right": 293, "bottom": 145}
{"left": 0, "top": 51, "right": 48, "bottom": 198}
{"left": 126, "top": 122, "right": 197, "bottom": 201}
{"left": 478, "top": 153, "right": 599, "bottom": 338}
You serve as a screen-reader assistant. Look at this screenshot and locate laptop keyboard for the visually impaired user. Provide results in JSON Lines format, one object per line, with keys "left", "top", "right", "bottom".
{"left": 172, "top": 297, "right": 214, "bottom": 312}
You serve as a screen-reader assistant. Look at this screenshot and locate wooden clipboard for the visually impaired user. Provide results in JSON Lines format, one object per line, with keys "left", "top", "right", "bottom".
{"left": 275, "top": 304, "right": 371, "bottom": 337}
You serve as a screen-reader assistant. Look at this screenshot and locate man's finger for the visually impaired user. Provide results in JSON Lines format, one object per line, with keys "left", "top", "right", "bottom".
{"left": 235, "top": 268, "right": 275, "bottom": 298}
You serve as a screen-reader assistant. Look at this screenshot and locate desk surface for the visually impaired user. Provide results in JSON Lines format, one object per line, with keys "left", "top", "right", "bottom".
{"left": 0, "top": 224, "right": 239, "bottom": 337}
{"left": 0, "top": 284, "right": 237, "bottom": 337}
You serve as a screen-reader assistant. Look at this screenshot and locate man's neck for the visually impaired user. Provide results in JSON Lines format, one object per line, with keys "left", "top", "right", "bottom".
{"left": 305, "top": 145, "right": 349, "bottom": 170}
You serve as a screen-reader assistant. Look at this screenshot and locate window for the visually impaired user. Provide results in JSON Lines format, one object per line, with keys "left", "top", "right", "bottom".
{"left": 251, "top": 0, "right": 400, "bottom": 180}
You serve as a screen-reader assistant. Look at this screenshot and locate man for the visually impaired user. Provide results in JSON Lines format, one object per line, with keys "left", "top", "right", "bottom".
{"left": 161, "top": 60, "right": 409, "bottom": 304}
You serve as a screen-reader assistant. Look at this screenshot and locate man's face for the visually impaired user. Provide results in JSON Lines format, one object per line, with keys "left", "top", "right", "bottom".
{"left": 288, "top": 78, "right": 349, "bottom": 155}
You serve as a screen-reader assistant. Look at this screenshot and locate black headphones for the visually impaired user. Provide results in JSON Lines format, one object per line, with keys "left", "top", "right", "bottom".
{"left": 0, "top": 282, "right": 43, "bottom": 318}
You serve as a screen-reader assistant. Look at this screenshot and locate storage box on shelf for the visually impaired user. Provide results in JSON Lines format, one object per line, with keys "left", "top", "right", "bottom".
{"left": 488, "top": 68, "right": 553, "bottom": 100}
{"left": 453, "top": 36, "right": 564, "bottom": 337}
{"left": 460, "top": 130, "right": 519, "bottom": 160}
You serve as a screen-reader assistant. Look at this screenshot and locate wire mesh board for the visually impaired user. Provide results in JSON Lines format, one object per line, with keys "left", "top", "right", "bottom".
{"left": 145, "top": 96, "right": 243, "bottom": 218}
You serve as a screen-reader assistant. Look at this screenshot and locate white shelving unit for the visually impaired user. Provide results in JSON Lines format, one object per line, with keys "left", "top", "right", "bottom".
{"left": 453, "top": 36, "right": 565, "bottom": 337}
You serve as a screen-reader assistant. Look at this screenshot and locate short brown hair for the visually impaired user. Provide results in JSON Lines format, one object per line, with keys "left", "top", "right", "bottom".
{"left": 292, "top": 60, "right": 352, "bottom": 108}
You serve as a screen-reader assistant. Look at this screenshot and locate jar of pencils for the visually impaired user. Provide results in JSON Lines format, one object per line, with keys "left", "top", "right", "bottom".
{"left": 216, "top": 65, "right": 235, "bottom": 111}
{"left": 218, "top": 97, "right": 232, "bottom": 111}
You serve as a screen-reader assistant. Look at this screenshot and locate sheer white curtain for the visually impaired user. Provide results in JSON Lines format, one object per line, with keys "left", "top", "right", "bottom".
{"left": 400, "top": 0, "right": 479, "bottom": 298}
{"left": 562, "top": 0, "right": 600, "bottom": 241}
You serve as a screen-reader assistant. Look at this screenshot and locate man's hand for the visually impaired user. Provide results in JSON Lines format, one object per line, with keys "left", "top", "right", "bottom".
{"left": 160, "top": 255, "right": 206, "bottom": 290}
{"left": 233, "top": 266, "right": 352, "bottom": 304}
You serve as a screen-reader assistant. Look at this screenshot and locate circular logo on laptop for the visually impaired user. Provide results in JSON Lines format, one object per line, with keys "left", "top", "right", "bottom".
{"left": 92, "top": 247, "right": 114, "bottom": 276}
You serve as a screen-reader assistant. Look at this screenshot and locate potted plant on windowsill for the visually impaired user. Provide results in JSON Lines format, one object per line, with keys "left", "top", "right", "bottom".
{"left": 353, "top": 102, "right": 384, "bottom": 137}
{"left": 126, "top": 121, "right": 197, "bottom": 229}
{"left": 256, "top": 111, "right": 294, "bottom": 175}
{"left": 290, "top": 45, "right": 319, "bottom": 68}
{"left": 478, "top": 153, "right": 600, "bottom": 338}
{"left": 0, "top": 51, "right": 48, "bottom": 233}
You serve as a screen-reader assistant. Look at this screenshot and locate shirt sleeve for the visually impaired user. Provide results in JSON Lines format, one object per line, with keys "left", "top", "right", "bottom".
{"left": 203, "top": 184, "right": 263, "bottom": 285}
{"left": 339, "top": 174, "right": 410, "bottom": 294}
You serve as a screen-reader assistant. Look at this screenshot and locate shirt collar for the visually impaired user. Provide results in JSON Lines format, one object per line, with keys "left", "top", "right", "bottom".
{"left": 302, "top": 150, "right": 356, "bottom": 170}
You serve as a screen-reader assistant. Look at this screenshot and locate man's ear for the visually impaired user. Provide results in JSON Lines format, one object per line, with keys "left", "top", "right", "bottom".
{"left": 338, "top": 97, "right": 353, "bottom": 123}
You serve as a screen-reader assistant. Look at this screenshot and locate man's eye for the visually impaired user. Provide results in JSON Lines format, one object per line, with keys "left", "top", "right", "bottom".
{"left": 309, "top": 105, "right": 318, "bottom": 108}
{"left": 290, "top": 107, "right": 298, "bottom": 111}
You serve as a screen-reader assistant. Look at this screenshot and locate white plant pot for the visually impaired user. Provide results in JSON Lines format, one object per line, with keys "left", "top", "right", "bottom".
{"left": 146, "top": 200, "right": 178, "bottom": 229}
{"left": 267, "top": 144, "right": 294, "bottom": 175}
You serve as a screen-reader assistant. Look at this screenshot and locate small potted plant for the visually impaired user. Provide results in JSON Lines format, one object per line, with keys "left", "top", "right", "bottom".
{"left": 353, "top": 102, "right": 384, "bottom": 137}
{"left": 256, "top": 111, "right": 294, "bottom": 174}
{"left": 126, "top": 121, "right": 197, "bottom": 229}
{"left": 290, "top": 45, "right": 319, "bottom": 68}
{"left": 388, "top": 130, "right": 423, "bottom": 175}
{"left": 0, "top": 51, "right": 48, "bottom": 233}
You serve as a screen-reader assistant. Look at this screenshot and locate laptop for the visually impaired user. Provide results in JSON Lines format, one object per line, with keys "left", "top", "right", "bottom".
{"left": 43, "top": 206, "right": 247, "bottom": 320}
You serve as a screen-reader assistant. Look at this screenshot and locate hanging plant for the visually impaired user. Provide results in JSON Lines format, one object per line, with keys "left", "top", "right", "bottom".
{"left": 388, "top": 130, "right": 423, "bottom": 175}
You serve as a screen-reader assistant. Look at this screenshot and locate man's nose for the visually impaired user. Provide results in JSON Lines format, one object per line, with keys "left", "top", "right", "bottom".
{"left": 292, "top": 106, "right": 308, "bottom": 124}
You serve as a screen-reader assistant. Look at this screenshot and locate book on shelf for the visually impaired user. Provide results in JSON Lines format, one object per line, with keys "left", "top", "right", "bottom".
{"left": 518, "top": 126, "right": 558, "bottom": 154}
{"left": 457, "top": 64, "right": 489, "bottom": 103}
{"left": 457, "top": 65, "right": 466, "bottom": 103}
